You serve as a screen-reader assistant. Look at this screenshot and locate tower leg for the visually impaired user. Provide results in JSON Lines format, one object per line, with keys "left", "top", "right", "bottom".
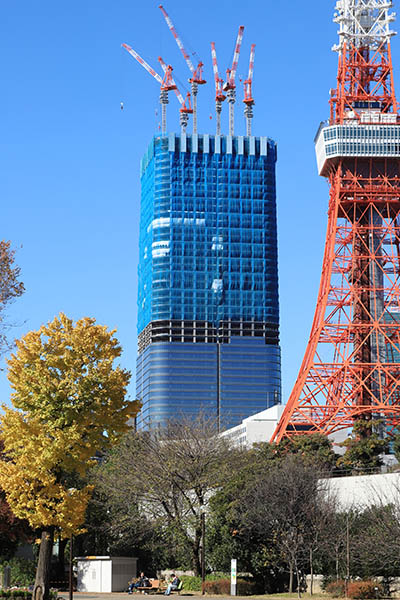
{"left": 273, "top": 160, "right": 400, "bottom": 441}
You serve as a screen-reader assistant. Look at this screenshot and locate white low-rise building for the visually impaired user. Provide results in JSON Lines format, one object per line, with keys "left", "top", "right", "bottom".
{"left": 221, "top": 405, "right": 348, "bottom": 449}
{"left": 221, "top": 405, "right": 286, "bottom": 447}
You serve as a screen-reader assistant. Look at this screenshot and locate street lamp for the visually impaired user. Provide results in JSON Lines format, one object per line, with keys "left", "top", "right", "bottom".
{"left": 200, "top": 504, "right": 206, "bottom": 596}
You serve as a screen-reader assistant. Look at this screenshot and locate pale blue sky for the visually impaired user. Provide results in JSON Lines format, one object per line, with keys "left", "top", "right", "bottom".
{"left": 2, "top": 1, "right": 398, "bottom": 408}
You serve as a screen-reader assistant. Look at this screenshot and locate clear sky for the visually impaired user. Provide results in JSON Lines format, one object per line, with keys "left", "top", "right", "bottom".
{"left": 2, "top": 1, "right": 399, "bottom": 409}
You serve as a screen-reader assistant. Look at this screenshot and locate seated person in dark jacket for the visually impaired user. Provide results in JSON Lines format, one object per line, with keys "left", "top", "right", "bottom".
{"left": 128, "top": 573, "right": 151, "bottom": 593}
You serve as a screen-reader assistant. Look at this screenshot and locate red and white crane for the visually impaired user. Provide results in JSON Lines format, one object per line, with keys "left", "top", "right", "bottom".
{"left": 243, "top": 44, "right": 255, "bottom": 136}
{"left": 224, "top": 25, "right": 245, "bottom": 136}
{"left": 159, "top": 4, "right": 206, "bottom": 135}
{"left": 158, "top": 57, "right": 193, "bottom": 133}
{"left": 210, "top": 42, "right": 226, "bottom": 135}
{"left": 122, "top": 43, "right": 176, "bottom": 135}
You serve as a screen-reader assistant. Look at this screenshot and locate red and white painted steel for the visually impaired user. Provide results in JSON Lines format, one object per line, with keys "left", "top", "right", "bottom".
{"left": 210, "top": 42, "right": 226, "bottom": 135}
{"left": 159, "top": 4, "right": 205, "bottom": 134}
{"left": 122, "top": 43, "right": 177, "bottom": 134}
{"left": 273, "top": 0, "right": 400, "bottom": 442}
{"left": 158, "top": 56, "right": 193, "bottom": 133}
{"left": 224, "top": 26, "right": 245, "bottom": 136}
{"left": 243, "top": 44, "right": 256, "bottom": 136}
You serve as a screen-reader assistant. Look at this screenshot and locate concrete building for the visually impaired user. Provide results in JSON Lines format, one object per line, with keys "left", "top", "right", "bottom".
{"left": 221, "top": 404, "right": 349, "bottom": 449}
{"left": 136, "top": 134, "right": 281, "bottom": 430}
{"left": 220, "top": 404, "right": 285, "bottom": 446}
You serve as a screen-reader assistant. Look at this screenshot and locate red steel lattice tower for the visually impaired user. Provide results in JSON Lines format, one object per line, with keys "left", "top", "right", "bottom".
{"left": 273, "top": 0, "right": 400, "bottom": 442}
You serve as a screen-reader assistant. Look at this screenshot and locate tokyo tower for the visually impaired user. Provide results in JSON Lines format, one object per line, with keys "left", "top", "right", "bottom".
{"left": 273, "top": 0, "right": 400, "bottom": 441}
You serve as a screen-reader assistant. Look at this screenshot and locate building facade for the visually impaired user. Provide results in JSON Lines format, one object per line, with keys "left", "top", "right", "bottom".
{"left": 136, "top": 133, "right": 281, "bottom": 430}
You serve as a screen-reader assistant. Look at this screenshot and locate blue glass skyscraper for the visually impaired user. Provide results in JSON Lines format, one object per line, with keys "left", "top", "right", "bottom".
{"left": 136, "top": 133, "right": 281, "bottom": 430}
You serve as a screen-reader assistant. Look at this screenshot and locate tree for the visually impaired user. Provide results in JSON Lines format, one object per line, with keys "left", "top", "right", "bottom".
{"left": 277, "top": 433, "right": 338, "bottom": 472}
{"left": 0, "top": 490, "right": 32, "bottom": 560}
{"left": 237, "top": 456, "right": 330, "bottom": 597}
{"left": 337, "top": 420, "right": 389, "bottom": 474}
{"left": 0, "top": 240, "right": 24, "bottom": 354}
{"left": 0, "top": 313, "right": 138, "bottom": 600}
{"left": 96, "top": 414, "right": 236, "bottom": 574}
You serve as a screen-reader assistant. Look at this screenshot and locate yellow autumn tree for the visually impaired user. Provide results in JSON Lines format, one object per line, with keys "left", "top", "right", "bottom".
{"left": 0, "top": 313, "right": 139, "bottom": 600}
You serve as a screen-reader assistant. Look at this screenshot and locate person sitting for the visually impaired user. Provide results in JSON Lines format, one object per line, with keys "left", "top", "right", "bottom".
{"left": 128, "top": 573, "right": 151, "bottom": 594}
{"left": 164, "top": 574, "right": 180, "bottom": 596}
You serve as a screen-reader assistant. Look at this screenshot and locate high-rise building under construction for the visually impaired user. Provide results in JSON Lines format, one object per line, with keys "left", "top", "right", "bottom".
{"left": 135, "top": 133, "right": 281, "bottom": 429}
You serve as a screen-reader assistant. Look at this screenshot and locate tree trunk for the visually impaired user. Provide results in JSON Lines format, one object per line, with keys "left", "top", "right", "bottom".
{"left": 335, "top": 549, "right": 339, "bottom": 581}
{"left": 34, "top": 527, "right": 54, "bottom": 600}
{"left": 57, "top": 538, "right": 68, "bottom": 583}
{"left": 289, "top": 563, "right": 293, "bottom": 594}
{"left": 295, "top": 560, "right": 301, "bottom": 599}
{"left": 191, "top": 524, "right": 202, "bottom": 576}
{"left": 310, "top": 547, "right": 313, "bottom": 595}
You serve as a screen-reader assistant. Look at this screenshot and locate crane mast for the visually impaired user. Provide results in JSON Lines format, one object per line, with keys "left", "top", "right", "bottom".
{"left": 158, "top": 57, "right": 193, "bottom": 134}
{"left": 211, "top": 42, "right": 226, "bottom": 135}
{"left": 159, "top": 4, "right": 206, "bottom": 135}
{"left": 243, "top": 44, "right": 255, "bottom": 136}
{"left": 122, "top": 43, "right": 176, "bottom": 134}
{"left": 224, "top": 25, "right": 245, "bottom": 136}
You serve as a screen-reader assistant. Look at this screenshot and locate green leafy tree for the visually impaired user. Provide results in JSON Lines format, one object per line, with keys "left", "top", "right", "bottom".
{"left": 337, "top": 420, "right": 388, "bottom": 473}
{"left": 0, "top": 313, "right": 138, "bottom": 600}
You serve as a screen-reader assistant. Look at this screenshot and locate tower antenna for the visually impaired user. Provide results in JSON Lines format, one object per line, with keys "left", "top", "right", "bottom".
{"left": 273, "top": 0, "right": 400, "bottom": 442}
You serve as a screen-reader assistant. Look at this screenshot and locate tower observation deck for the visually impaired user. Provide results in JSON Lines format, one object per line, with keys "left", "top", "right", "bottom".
{"left": 273, "top": 0, "right": 400, "bottom": 441}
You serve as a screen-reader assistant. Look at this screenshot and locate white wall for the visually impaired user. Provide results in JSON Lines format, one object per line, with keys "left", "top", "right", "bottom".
{"left": 325, "top": 471, "right": 400, "bottom": 509}
{"left": 77, "top": 557, "right": 137, "bottom": 593}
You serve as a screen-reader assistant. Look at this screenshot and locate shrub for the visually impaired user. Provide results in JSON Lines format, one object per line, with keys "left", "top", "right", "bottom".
{"left": 203, "top": 579, "right": 231, "bottom": 595}
{"left": 326, "top": 580, "right": 346, "bottom": 598}
{"left": 0, "top": 590, "right": 57, "bottom": 600}
{"left": 0, "top": 559, "right": 36, "bottom": 587}
{"left": 237, "top": 580, "right": 259, "bottom": 595}
{"left": 347, "top": 581, "right": 384, "bottom": 599}
{"left": 202, "top": 578, "right": 257, "bottom": 596}
{"left": 179, "top": 576, "right": 202, "bottom": 591}
{"left": 179, "top": 574, "right": 230, "bottom": 592}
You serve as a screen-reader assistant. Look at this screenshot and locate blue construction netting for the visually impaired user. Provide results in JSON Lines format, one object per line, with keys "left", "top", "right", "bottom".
{"left": 137, "top": 134, "right": 279, "bottom": 333}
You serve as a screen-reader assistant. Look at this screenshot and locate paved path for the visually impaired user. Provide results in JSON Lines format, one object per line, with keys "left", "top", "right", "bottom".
{"left": 58, "top": 593, "right": 252, "bottom": 600}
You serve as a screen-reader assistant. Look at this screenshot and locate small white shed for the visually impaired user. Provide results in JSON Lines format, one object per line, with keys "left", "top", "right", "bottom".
{"left": 76, "top": 556, "right": 137, "bottom": 592}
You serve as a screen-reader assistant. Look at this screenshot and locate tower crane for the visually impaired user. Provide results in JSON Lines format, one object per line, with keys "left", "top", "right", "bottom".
{"left": 243, "top": 44, "right": 255, "bottom": 136}
{"left": 158, "top": 57, "right": 193, "bottom": 134}
{"left": 122, "top": 43, "right": 176, "bottom": 135}
{"left": 159, "top": 4, "right": 206, "bottom": 135}
{"left": 210, "top": 42, "right": 226, "bottom": 135}
{"left": 224, "top": 25, "right": 245, "bottom": 136}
